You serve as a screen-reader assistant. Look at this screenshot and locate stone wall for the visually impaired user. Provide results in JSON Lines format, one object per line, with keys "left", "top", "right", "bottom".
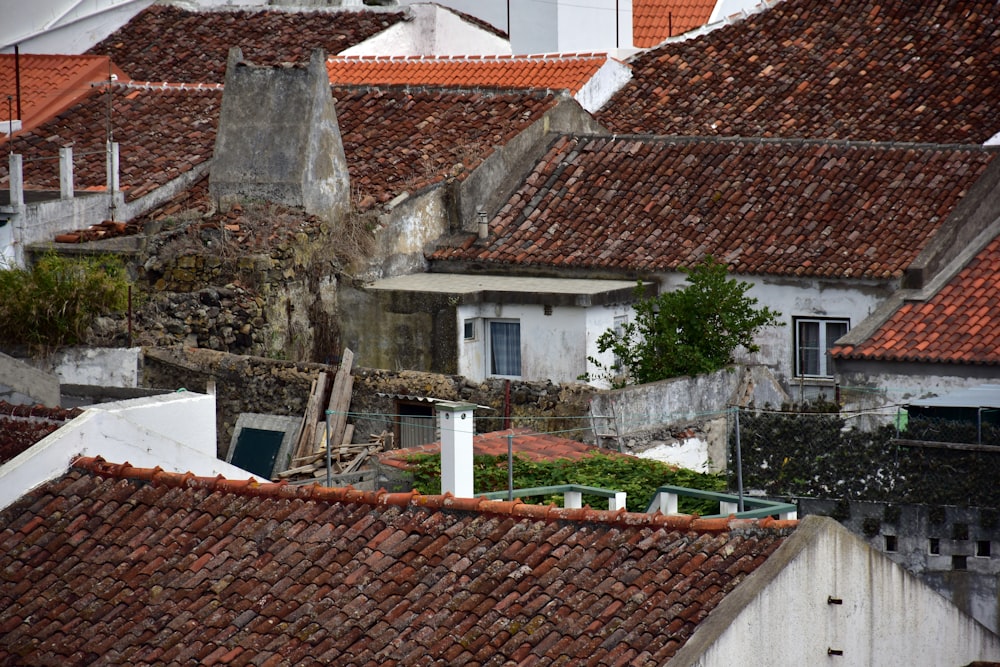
{"left": 141, "top": 347, "right": 596, "bottom": 457}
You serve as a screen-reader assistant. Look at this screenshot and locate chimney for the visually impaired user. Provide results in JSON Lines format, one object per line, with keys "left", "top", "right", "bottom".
{"left": 476, "top": 207, "right": 488, "bottom": 240}
{"left": 437, "top": 400, "right": 476, "bottom": 497}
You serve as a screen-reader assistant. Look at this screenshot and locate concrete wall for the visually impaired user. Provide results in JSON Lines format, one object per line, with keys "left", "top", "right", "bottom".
{"left": 836, "top": 363, "right": 1000, "bottom": 416}
{"left": 669, "top": 516, "right": 1000, "bottom": 667}
{"left": 0, "top": 391, "right": 253, "bottom": 511}
{"left": 0, "top": 351, "right": 60, "bottom": 407}
{"left": 800, "top": 499, "right": 1000, "bottom": 634}
{"left": 36, "top": 346, "right": 142, "bottom": 388}
{"left": 456, "top": 99, "right": 606, "bottom": 233}
{"left": 342, "top": 4, "right": 511, "bottom": 56}
{"left": 574, "top": 58, "right": 632, "bottom": 114}
{"left": 210, "top": 48, "right": 351, "bottom": 222}
{"left": 8, "top": 192, "right": 116, "bottom": 267}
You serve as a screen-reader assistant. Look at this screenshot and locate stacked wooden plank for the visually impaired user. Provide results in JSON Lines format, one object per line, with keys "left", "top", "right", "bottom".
{"left": 280, "top": 349, "right": 374, "bottom": 483}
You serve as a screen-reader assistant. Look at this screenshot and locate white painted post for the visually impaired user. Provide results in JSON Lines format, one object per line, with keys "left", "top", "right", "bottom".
{"left": 720, "top": 501, "right": 739, "bottom": 515}
{"left": 438, "top": 401, "right": 475, "bottom": 498}
{"left": 609, "top": 492, "right": 627, "bottom": 511}
{"left": 780, "top": 510, "right": 798, "bottom": 520}
{"left": 106, "top": 141, "right": 119, "bottom": 193}
{"left": 59, "top": 146, "right": 73, "bottom": 199}
{"left": 654, "top": 491, "right": 679, "bottom": 515}
{"left": 8, "top": 153, "right": 23, "bottom": 208}
{"left": 564, "top": 490, "right": 582, "bottom": 509}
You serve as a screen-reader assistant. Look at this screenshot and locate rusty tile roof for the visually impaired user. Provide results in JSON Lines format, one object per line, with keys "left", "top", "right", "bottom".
{"left": 379, "top": 427, "right": 612, "bottom": 471}
{"left": 0, "top": 54, "right": 128, "bottom": 132}
{"left": 0, "top": 82, "right": 222, "bottom": 201}
{"left": 430, "top": 135, "right": 996, "bottom": 279}
{"left": 326, "top": 53, "right": 610, "bottom": 94}
{"left": 87, "top": 4, "right": 405, "bottom": 84}
{"left": 832, "top": 235, "right": 1000, "bottom": 365}
{"left": 633, "top": 0, "right": 718, "bottom": 46}
{"left": 598, "top": 0, "right": 1000, "bottom": 144}
{"left": 0, "top": 456, "right": 794, "bottom": 664}
{"left": 334, "top": 86, "right": 559, "bottom": 206}
{"left": 0, "top": 402, "right": 80, "bottom": 466}
{"left": 0, "top": 82, "right": 556, "bottom": 209}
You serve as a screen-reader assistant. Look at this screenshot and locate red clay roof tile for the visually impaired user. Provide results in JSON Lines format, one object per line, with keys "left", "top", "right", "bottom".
{"left": 599, "top": 0, "right": 1000, "bottom": 144}
{"left": 87, "top": 4, "right": 405, "bottom": 84}
{"left": 0, "top": 54, "right": 128, "bottom": 132}
{"left": 832, "top": 234, "right": 1000, "bottom": 365}
{"left": 0, "top": 401, "right": 81, "bottom": 465}
{"left": 0, "top": 456, "right": 792, "bottom": 663}
{"left": 326, "top": 53, "right": 609, "bottom": 94}
{"left": 430, "top": 135, "right": 995, "bottom": 279}
{"left": 633, "top": 0, "right": 718, "bottom": 46}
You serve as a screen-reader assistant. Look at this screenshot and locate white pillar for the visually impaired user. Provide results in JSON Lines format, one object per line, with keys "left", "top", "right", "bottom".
{"left": 609, "top": 491, "right": 627, "bottom": 511}
{"left": 106, "top": 141, "right": 119, "bottom": 193}
{"left": 438, "top": 401, "right": 475, "bottom": 498}
{"left": 564, "top": 490, "right": 582, "bottom": 509}
{"left": 654, "top": 491, "right": 679, "bottom": 515}
{"left": 720, "top": 501, "right": 739, "bottom": 515}
{"left": 8, "top": 153, "right": 23, "bottom": 208}
{"left": 59, "top": 146, "right": 73, "bottom": 199}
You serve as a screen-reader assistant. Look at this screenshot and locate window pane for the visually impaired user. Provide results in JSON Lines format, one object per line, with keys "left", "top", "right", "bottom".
{"left": 798, "top": 321, "right": 820, "bottom": 375}
{"left": 825, "top": 321, "right": 849, "bottom": 375}
{"left": 490, "top": 321, "right": 521, "bottom": 376}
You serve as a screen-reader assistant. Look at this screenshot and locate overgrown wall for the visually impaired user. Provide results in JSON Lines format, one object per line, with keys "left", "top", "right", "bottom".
{"left": 141, "top": 347, "right": 595, "bottom": 457}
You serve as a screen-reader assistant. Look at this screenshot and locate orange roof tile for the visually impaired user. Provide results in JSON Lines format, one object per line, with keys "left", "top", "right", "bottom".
{"left": 0, "top": 54, "right": 128, "bottom": 132}
{"left": 632, "top": 0, "right": 717, "bottom": 46}
{"left": 0, "top": 455, "right": 794, "bottom": 664}
{"left": 832, "top": 234, "right": 1000, "bottom": 365}
{"left": 326, "top": 53, "right": 609, "bottom": 94}
{"left": 430, "top": 135, "right": 996, "bottom": 279}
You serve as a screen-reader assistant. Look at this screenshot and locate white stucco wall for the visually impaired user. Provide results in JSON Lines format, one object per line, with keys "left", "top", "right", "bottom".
{"left": 656, "top": 272, "right": 895, "bottom": 397}
{"left": 557, "top": 0, "right": 633, "bottom": 52}
{"left": 341, "top": 4, "right": 511, "bottom": 56}
{"left": 0, "top": 0, "right": 155, "bottom": 53}
{"left": 672, "top": 517, "right": 1000, "bottom": 666}
{"left": 457, "top": 301, "right": 632, "bottom": 384}
{"left": 40, "top": 346, "right": 142, "bottom": 387}
{"left": 0, "top": 391, "right": 254, "bottom": 511}
{"left": 574, "top": 58, "right": 632, "bottom": 113}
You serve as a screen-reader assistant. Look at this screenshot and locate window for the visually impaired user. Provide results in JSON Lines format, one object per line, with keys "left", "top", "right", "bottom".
{"left": 795, "top": 318, "right": 849, "bottom": 377}
{"left": 488, "top": 320, "right": 521, "bottom": 377}
{"left": 463, "top": 319, "right": 476, "bottom": 340}
{"left": 929, "top": 537, "right": 940, "bottom": 555}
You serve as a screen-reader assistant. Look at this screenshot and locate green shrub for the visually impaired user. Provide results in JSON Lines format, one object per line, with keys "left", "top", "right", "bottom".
{"left": 0, "top": 253, "right": 129, "bottom": 349}
{"left": 405, "top": 451, "right": 726, "bottom": 514}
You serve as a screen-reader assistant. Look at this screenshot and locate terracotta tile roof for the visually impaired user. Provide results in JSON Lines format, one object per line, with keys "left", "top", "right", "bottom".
{"left": 0, "top": 83, "right": 556, "bottom": 211}
{"left": 326, "top": 54, "right": 609, "bottom": 94}
{"left": 0, "top": 402, "right": 81, "bottom": 466}
{"left": 598, "top": 0, "right": 1000, "bottom": 144}
{"left": 0, "top": 82, "right": 221, "bottom": 201}
{"left": 430, "top": 135, "right": 996, "bottom": 279}
{"left": 334, "top": 86, "right": 559, "bottom": 206}
{"left": 832, "top": 235, "right": 1000, "bottom": 365}
{"left": 633, "top": 0, "right": 718, "bottom": 46}
{"left": 0, "top": 54, "right": 128, "bottom": 132}
{"left": 0, "top": 456, "right": 794, "bottom": 664}
{"left": 379, "top": 427, "right": 612, "bottom": 470}
{"left": 87, "top": 4, "right": 406, "bottom": 84}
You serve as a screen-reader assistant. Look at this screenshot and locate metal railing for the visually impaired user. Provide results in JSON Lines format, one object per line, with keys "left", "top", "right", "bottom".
{"left": 646, "top": 485, "right": 797, "bottom": 519}
{"left": 481, "top": 484, "right": 627, "bottom": 511}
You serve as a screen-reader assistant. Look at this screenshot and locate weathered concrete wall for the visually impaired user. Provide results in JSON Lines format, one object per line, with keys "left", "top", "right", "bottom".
{"left": 799, "top": 498, "right": 1000, "bottom": 634}
{"left": 0, "top": 351, "right": 60, "bottom": 407}
{"left": 140, "top": 347, "right": 596, "bottom": 456}
{"left": 210, "top": 48, "right": 350, "bottom": 221}
{"left": 36, "top": 346, "right": 141, "bottom": 388}
{"left": 357, "top": 188, "right": 450, "bottom": 282}
{"left": 456, "top": 99, "right": 606, "bottom": 231}
{"left": 10, "top": 192, "right": 115, "bottom": 266}
{"left": 669, "top": 516, "right": 1000, "bottom": 667}
{"left": 338, "top": 284, "right": 458, "bottom": 375}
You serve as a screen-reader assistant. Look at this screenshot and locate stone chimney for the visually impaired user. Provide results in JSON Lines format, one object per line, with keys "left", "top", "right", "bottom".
{"left": 437, "top": 401, "right": 476, "bottom": 498}
{"left": 209, "top": 47, "right": 350, "bottom": 221}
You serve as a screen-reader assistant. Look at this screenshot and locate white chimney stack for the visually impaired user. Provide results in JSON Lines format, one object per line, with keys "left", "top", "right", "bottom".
{"left": 437, "top": 401, "right": 476, "bottom": 497}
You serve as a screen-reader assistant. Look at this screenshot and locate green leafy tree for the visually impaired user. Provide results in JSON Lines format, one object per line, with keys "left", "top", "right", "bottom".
{"left": 589, "top": 256, "right": 782, "bottom": 386}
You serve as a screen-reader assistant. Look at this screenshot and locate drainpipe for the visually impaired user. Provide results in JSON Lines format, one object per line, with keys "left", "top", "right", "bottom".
{"left": 438, "top": 400, "right": 476, "bottom": 498}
